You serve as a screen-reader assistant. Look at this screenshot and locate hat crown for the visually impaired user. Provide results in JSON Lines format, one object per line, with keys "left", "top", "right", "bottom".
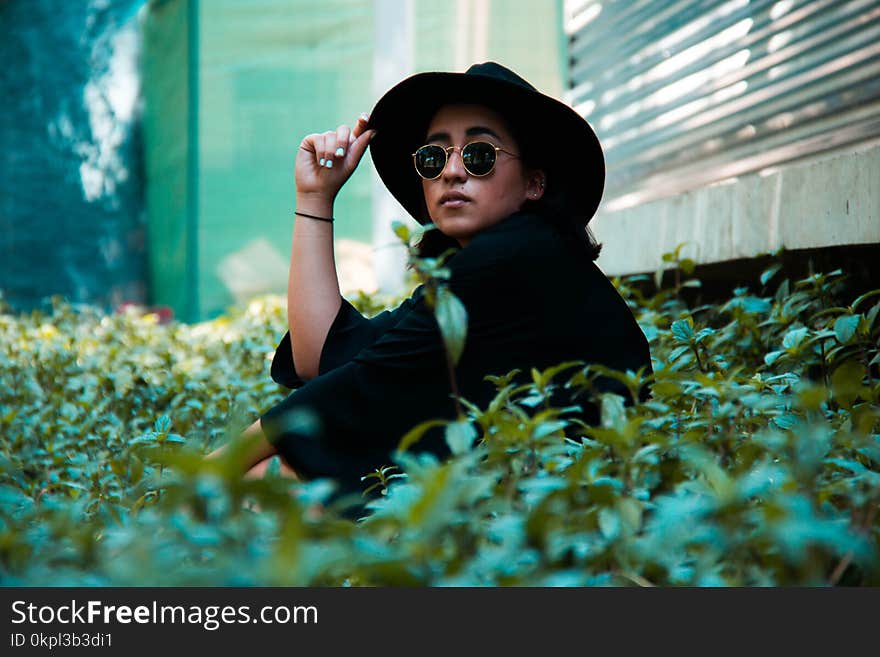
{"left": 463, "top": 61, "right": 538, "bottom": 93}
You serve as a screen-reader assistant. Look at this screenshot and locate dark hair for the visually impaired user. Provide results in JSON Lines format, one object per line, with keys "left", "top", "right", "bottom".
{"left": 410, "top": 104, "right": 603, "bottom": 262}
{"left": 511, "top": 112, "right": 603, "bottom": 262}
{"left": 410, "top": 226, "right": 461, "bottom": 262}
{"left": 520, "top": 183, "right": 603, "bottom": 263}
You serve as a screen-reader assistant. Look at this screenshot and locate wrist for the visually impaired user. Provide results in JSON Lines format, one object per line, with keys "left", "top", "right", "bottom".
{"left": 295, "top": 192, "right": 334, "bottom": 218}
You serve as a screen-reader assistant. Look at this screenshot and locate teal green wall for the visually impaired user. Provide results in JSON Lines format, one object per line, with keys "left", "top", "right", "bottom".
{"left": 143, "top": 0, "right": 563, "bottom": 320}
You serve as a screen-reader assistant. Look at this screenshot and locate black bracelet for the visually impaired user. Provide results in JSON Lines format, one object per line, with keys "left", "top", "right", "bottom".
{"left": 294, "top": 210, "right": 334, "bottom": 223}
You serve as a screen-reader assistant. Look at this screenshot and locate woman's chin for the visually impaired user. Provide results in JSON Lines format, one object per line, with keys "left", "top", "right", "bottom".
{"left": 434, "top": 219, "right": 474, "bottom": 243}
{"left": 435, "top": 211, "right": 511, "bottom": 243}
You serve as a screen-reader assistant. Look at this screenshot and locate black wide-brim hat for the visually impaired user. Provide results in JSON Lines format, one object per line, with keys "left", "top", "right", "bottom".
{"left": 365, "top": 61, "right": 604, "bottom": 227}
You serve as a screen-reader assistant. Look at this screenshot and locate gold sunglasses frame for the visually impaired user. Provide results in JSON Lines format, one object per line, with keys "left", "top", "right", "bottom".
{"left": 411, "top": 141, "right": 520, "bottom": 179}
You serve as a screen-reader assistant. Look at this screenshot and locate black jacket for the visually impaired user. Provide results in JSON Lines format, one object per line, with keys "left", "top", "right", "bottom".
{"left": 259, "top": 210, "right": 652, "bottom": 496}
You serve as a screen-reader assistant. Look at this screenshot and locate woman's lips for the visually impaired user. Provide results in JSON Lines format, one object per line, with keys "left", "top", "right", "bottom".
{"left": 439, "top": 192, "right": 472, "bottom": 208}
{"left": 441, "top": 198, "right": 470, "bottom": 208}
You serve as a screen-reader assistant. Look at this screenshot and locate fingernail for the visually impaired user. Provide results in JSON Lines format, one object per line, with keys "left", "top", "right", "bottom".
{"left": 319, "top": 158, "right": 325, "bottom": 166}
{"left": 335, "top": 147, "right": 345, "bottom": 157}
{"left": 326, "top": 160, "right": 333, "bottom": 169}
{"left": 369, "top": 131, "right": 376, "bottom": 141}
{"left": 359, "top": 112, "right": 369, "bottom": 121}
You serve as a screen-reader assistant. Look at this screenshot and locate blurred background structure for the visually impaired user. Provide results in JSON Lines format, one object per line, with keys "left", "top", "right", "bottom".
{"left": 139, "top": 0, "right": 561, "bottom": 321}
{"left": 0, "top": 0, "right": 147, "bottom": 314}
{"left": 2, "top": 0, "right": 878, "bottom": 322}
{"left": 570, "top": 0, "right": 880, "bottom": 281}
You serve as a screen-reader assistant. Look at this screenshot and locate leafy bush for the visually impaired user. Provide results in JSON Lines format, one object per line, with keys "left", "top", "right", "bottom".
{"left": 1, "top": 252, "right": 878, "bottom": 586}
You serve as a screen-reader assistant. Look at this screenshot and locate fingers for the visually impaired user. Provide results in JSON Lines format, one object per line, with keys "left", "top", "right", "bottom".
{"left": 346, "top": 112, "right": 374, "bottom": 159}
{"left": 302, "top": 114, "right": 374, "bottom": 171}
{"left": 351, "top": 112, "right": 369, "bottom": 142}
{"left": 303, "top": 132, "right": 327, "bottom": 169}
{"left": 335, "top": 124, "right": 351, "bottom": 158}
{"left": 298, "top": 136, "right": 317, "bottom": 154}
{"left": 317, "top": 132, "right": 332, "bottom": 169}
{"left": 347, "top": 126, "right": 376, "bottom": 163}
{"left": 307, "top": 125, "right": 347, "bottom": 170}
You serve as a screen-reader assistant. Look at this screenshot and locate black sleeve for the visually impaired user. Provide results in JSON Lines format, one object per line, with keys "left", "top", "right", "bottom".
{"left": 351, "top": 236, "right": 523, "bottom": 370}
{"left": 259, "top": 238, "right": 523, "bottom": 492}
{"left": 269, "top": 287, "right": 424, "bottom": 389}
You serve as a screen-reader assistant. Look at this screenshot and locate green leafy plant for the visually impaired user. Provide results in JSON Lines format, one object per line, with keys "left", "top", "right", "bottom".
{"left": 391, "top": 220, "right": 468, "bottom": 416}
{"left": 1, "top": 244, "right": 878, "bottom": 586}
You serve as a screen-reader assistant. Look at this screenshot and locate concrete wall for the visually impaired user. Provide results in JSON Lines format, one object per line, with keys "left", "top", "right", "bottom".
{"left": 591, "top": 141, "right": 880, "bottom": 277}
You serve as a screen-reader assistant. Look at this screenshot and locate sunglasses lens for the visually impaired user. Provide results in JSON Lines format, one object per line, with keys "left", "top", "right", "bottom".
{"left": 462, "top": 142, "right": 496, "bottom": 176}
{"left": 414, "top": 145, "right": 446, "bottom": 179}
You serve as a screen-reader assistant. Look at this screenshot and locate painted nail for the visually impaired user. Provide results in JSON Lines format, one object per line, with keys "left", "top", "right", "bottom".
{"left": 335, "top": 147, "right": 345, "bottom": 157}
{"left": 326, "top": 160, "right": 333, "bottom": 168}
{"left": 319, "top": 158, "right": 325, "bottom": 166}
{"left": 359, "top": 112, "right": 369, "bottom": 121}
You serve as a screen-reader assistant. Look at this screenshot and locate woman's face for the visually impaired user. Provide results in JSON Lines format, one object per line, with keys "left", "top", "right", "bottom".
{"left": 421, "top": 104, "right": 543, "bottom": 246}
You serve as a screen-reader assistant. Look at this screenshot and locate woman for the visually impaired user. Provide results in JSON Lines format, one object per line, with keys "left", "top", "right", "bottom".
{"left": 210, "top": 62, "right": 653, "bottom": 506}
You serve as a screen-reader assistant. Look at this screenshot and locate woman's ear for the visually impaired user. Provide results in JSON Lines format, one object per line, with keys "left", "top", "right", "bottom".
{"left": 526, "top": 172, "right": 546, "bottom": 200}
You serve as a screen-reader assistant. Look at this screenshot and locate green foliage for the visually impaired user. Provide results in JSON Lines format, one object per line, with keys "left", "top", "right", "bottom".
{"left": 393, "top": 221, "right": 468, "bottom": 373}
{"left": 1, "top": 248, "right": 878, "bottom": 586}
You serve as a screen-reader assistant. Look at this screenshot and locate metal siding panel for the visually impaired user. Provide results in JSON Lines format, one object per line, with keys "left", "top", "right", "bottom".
{"left": 565, "top": 0, "right": 880, "bottom": 206}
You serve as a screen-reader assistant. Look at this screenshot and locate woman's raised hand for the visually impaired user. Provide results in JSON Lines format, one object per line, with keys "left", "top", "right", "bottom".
{"left": 295, "top": 114, "right": 376, "bottom": 201}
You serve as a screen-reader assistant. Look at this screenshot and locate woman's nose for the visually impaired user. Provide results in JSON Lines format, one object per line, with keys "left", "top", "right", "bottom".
{"left": 442, "top": 147, "right": 467, "bottom": 181}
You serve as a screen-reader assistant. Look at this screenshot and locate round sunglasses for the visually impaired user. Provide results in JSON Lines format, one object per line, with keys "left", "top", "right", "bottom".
{"left": 412, "top": 141, "right": 520, "bottom": 179}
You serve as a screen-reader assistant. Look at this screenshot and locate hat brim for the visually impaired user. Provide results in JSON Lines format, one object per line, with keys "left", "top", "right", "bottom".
{"left": 365, "top": 70, "right": 604, "bottom": 226}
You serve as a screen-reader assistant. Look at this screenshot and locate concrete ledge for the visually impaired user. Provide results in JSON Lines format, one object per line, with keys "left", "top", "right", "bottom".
{"left": 591, "top": 142, "right": 880, "bottom": 276}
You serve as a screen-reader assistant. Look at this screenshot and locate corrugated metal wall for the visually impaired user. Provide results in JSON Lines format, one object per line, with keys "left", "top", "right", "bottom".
{"left": 564, "top": 0, "right": 880, "bottom": 213}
